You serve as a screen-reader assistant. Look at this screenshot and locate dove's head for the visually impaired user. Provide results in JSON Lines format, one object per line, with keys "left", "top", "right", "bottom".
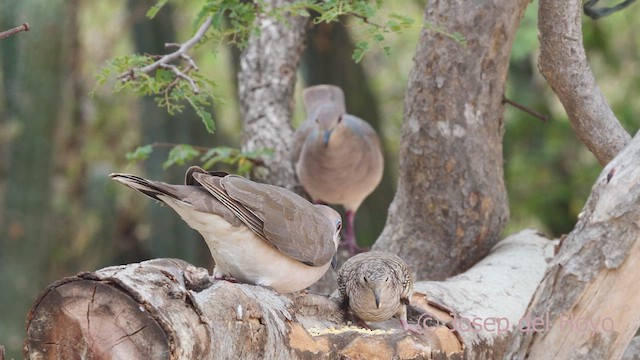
{"left": 314, "top": 204, "right": 342, "bottom": 249}
{"left": 356, "top": 261, "right": 396, "bottom": 309}
{"left": 312, "top": 105, "right": 345, "bottom": 147}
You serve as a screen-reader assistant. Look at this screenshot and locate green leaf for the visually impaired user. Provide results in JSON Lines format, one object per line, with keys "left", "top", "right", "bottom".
{"left": 186, "top": 96, "right": 215, "bottom": 133}
{"left": 352, "top": 41, "right": 369, "bottom": 63}
{"left": 237, "top": 158, "right": 253, "bottom": 175}
{"left": 126, "top": 145, "right": 154, "bottom": 162}
{"left": 146, "top": 0, "right": 168, "bottom": 19}
{"left": 163, "top": 144, "right": 200, "bottom": 169}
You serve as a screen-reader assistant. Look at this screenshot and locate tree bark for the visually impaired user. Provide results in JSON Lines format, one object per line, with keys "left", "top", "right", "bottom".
{"left": 416, "top": 230, "right": 555, "bottom": 359}
{"left": 238, "top": 0, "right": 308, "bottom": 190}
{"left": 537, "top": 0, "right": 631, "bottom": 165}
{"left": 506, "top": 131, "right": 640, "bottom": 359}
{"left": 375, "top": 0, "right": 528, "bottom": 279}
{"left": 25, "top": 229, "right": 554, "bottom": 359}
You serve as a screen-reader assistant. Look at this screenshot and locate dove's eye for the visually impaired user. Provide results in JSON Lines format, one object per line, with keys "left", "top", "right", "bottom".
{"left": 335, "top": 219, "right": 342, "bottom": 232}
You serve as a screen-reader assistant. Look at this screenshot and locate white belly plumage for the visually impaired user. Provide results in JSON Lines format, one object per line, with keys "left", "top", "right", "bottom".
{"left": 160, "top": 195, "right": 330, "bottom": 293}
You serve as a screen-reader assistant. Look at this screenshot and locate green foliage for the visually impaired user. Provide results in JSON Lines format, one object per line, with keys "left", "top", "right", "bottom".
{"left": 200, "top": 146, "right": 274, "bottom": 175}
{"left": 310, "top": 0, "right": 417, "bottom": 62}
{"left": 164, "top": 144, "right": 201, "bottom": 168}
{"left": 102, "top": 0, "right": 462, "bottom": 167}
{"left": 125, "top": 144, "right": 154, "bottom": 162}
{"left": 97, "top": 53, "right": 217, "bottom": 134}
{"left": 126, "top": 143, "right": 273, "bottom": 175}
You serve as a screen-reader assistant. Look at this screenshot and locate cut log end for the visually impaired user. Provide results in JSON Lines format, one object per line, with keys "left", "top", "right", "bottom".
{"left": 25, "top": 279, "right": 169, "bottom": 359}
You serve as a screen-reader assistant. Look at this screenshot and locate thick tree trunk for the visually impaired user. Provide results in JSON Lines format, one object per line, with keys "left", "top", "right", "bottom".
{"left": 506, "top": 131, "right": 640, "bottom": 359}
{"left": 374, "top": 0, "right": 528, "bottom": 279}
{"left": 238, "top": 0, "right": 308, "bottom": 190}
{"left": 537, "top": 0, "right": 630, "bottom": 165}
{"left": 25, "top": 229, "right": 554, "bottom": 359}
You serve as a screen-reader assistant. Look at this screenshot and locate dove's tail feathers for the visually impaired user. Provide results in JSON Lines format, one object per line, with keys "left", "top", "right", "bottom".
{"left": 110, "top": 173, "right": 181, "bottom": 203}
{"left": 302, "top": 85, "right": 346, "bottom": 114}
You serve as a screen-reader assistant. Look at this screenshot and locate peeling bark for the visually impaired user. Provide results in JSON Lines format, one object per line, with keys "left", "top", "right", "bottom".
{"left": 538, "top": 0, "right": 631, "bottom": 165}
{"left": 507, "top": 131, "right": 640, "bottom": 359}
{"left": 238, "top": 0, "right": 308, "bottom": 190}
{"left": 375, "top": 0, "right": 528, "bottom": 279}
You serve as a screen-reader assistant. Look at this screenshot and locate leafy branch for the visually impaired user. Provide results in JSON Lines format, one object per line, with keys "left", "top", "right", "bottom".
{"left": 126, "top": 143, "right": 273, "bottom": 175}
{"left": 308, "top": 1, "right": 465, "bottom": 62}
{"left": 101, "top": 0, "right": 465, "bottom": 170}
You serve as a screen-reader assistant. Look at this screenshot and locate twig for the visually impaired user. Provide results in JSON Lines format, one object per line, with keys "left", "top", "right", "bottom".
{"left": 503, "top": 96, "right": 549, "bottom": 122}
{"left": 0, "top": 22, "right": 30, "bottom": 40}
{"left": 118, "top": 16, "right": 212, "bottom": 90}
{"left": 159, "top": 63, "right": 199, "bottom": 93}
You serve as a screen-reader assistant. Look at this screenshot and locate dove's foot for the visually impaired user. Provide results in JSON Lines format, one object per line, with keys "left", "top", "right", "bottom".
{"left": 399, "top": 318, "right": 424, "bottom": 334}
{"left": 353, "top": 317, "right": 373, "bottom": 331}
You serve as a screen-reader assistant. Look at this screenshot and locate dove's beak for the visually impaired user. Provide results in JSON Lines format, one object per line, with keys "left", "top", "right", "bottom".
{"left": 331, "top": 254, "right": 338, "bottom": 270}
{"left": 323, "top": 129, "right": 333, "bottom": 147}
{"left": 372, "top": 288, "right": 381, "bottom": 309}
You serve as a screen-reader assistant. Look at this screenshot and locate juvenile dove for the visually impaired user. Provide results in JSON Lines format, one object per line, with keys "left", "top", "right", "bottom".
{"left": 110, "top": 166, "right": 342, "bottom": 293}
{"left": 337, "top": 251, "right": 422, "bottom": 333}
{"left": 292, "top": 84, "right": 384, "bottom": 255}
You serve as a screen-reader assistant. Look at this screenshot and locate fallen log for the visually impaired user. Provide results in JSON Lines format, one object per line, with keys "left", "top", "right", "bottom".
{"left": 24, "top": 229, "right": 553, "bottom": 359}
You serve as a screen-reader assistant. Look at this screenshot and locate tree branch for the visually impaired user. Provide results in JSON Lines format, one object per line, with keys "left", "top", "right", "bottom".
{"left": 538, "top": 0, "right": 631, "bottom": 165}
{"left": 0, "top": 22, "right": 29, "bottom": 40}
{"left": 503, "top": 96, "right": 549, "bottom": 122}
{"left": 118, "top": 16, "right": 213, "bottom": 92}
{"left": 507, "top": 131, "right": 640, "bottom": 359}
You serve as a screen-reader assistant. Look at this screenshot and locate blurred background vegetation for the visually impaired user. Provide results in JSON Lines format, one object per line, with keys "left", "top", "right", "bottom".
{"left": 0, "top": 0, "right": 638, "bottom": 356}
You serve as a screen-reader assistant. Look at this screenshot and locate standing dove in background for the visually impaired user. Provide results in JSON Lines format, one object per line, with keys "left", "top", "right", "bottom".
{"left": 110, "top": 166, "right": 342, "bottom": 294}
{"left": 337, "top": 251, "right": 422, "bottom": 333}
{"left": 292, "top": 84, "right": 384, "bottom": 255}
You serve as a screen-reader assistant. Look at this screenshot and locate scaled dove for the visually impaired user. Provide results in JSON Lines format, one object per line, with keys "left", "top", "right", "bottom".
{"left": 337, "top": 251, "right": 422, "bottom": 333}
{"left": 110, "top": 166, "right": 342, "bottom": 293}
{"left": 292, "top": 84, "right": 384, "bottom": 255}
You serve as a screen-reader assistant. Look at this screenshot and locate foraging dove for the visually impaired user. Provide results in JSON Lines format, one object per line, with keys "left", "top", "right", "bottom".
{"left": 292, "top": 84, "right": 384, "bottom": 255}
{"left": 337, "top": 251, "right": 422, "bottom": 333}
{"left": 110, "top": 166, "right": 342, "bottom": 293}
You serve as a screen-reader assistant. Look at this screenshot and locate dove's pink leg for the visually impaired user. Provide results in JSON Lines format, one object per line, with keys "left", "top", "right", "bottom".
{"left": 340, "top": 210, "right": 367, "bottom": 255}
{"left": 399, "top": 318, "right": 424, "bottom": 334}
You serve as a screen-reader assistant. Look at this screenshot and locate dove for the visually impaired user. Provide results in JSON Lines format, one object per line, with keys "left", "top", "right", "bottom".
{"left": 292, "top": 84, "right": 384, "bottom": 255}
{"left": 337, "top": 251, "right": 422, "bottom": 333}
{"left": 110, "top": 166, "right": 342, "bottom": 294}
